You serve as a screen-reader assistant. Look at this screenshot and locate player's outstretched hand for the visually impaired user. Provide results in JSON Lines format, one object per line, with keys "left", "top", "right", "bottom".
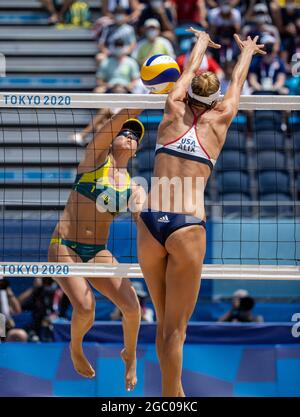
{"left": 186, "top": 27, "right": 221, "bottom": 49}
{"left": 234, "top": 34, "right": 266, "bottom": 55}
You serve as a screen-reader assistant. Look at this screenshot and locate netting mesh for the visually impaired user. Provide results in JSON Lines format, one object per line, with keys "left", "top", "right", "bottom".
{"left": 0, "top": 94, "right": 299, "bottom": 271}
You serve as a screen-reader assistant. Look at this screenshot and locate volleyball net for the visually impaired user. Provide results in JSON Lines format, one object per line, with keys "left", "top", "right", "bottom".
{"left": 0, "top": 93, "right": 299, "bottom": 281}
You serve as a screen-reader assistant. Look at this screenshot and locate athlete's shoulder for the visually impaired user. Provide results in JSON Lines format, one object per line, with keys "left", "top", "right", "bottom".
{"left": 212, "top": 99, "right": 235, "bottom": 116}
{"left": 165, "top": 94, "right": 186, "bottom": 117}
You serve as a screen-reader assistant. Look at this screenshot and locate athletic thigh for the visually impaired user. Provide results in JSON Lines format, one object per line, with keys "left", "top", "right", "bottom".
{"left": 137, "top": 217, "right": 168, "bottom": 322}
{"left": 48, "top": 243, "right": 95, "bottom": 309}
{"left": 164, "top": 225, "right": 206, "bottom": 332}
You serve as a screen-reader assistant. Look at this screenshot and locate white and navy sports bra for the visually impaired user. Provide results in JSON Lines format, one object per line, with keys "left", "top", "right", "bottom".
{"left": 155, "top": 106, "right": 217, "bottom": 171}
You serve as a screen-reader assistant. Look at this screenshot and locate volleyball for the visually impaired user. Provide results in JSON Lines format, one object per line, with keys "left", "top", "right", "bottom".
{"left": 140, "top": 54, "right": 181, "bottom": 94}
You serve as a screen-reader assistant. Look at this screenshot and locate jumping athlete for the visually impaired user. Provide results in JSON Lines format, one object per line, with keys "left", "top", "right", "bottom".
{"left": 49, "top": 110, "right": 145, "bottom": 391}
{"left": 137, "top": 30, "right": 266, "bottom": 396}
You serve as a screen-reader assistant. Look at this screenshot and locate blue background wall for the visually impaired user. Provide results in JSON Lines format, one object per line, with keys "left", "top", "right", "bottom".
{"left": 211, "top": 219, "right": 300, "bottom": 298}
{"left": 1, "top": 323, "right": 300, "bottom": 397}
{"left": 0, "top": 341, "right": 300, "bottom": 397}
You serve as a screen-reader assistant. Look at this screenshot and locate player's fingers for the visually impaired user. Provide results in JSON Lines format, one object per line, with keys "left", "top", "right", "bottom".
{"left": 209, "top": 40, "right": 221, "bottom": 49}
{"left": 234, "top": 33, "right": 243, "bottom": 46}
{"left": 233, "top": 39, "right": 243, "bottom": 50}
{"left": 257, "top": 49, "right": 267, "bottom": 55}
{"left": 186, "top": 27, "right": 201, "bottom": 35}
{"left": 253, "top": 35, "right": 259, "bottom": 43}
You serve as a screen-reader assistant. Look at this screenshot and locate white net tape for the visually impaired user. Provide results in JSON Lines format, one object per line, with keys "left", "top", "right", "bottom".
{"left": 0, "top": 263, "right": 299, "bottom": 280}
{"left": 1, "top": 92, "right": 300, "bottom": 110}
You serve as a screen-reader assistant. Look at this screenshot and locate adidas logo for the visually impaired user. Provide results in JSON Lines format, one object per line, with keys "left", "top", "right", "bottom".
{"left": 158, "top": 215, "right": 170, "bottom": 223}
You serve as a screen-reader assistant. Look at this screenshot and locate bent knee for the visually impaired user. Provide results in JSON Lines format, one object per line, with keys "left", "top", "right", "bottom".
{"left": 73, "top": 296, "right": 96, "bottom": 316}
{"left": 95, "top": 249, "right": 116, "bottom": 264}
{"left": 121, "top": 298, "right": 141, "bottom": 317}
{"left": 162, "top": 328, "right": 186, "bottom": 350}
{"left": 119, "top": 288, "right": 141, "bottom": 317}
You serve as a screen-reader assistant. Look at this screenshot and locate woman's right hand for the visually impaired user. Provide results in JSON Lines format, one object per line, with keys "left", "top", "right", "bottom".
{"left": 234, "top": 34, "right": 266, "bottom": 55}
{"left": 186, "top": 27, "right": 221, "bottom": 49}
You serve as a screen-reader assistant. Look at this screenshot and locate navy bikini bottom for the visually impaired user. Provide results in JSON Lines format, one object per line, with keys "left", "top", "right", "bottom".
{"left": 140, "top": 210, "right": 206, "bottom": 246}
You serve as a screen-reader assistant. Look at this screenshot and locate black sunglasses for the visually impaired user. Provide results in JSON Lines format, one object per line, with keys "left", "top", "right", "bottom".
{"left": 118, "top": 129, "right": 139, "bottom": 143}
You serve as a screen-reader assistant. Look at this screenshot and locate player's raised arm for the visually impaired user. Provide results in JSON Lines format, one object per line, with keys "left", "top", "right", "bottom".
{"left": 79, "top": 108, "right": 143, "bottom": 170}
{"left": 221, "top": 34, "right": 266, "bottom": 122}
{"left": 167, "top": 28, "right": 221, "bottom": 104}
{"left": 87, "top": 108, "right": 143, "bottom": 154}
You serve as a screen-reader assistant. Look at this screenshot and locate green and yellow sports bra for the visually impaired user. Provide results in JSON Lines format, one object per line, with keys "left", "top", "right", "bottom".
{"left": 72, "top": 156, "right": 132, "bottom": 216}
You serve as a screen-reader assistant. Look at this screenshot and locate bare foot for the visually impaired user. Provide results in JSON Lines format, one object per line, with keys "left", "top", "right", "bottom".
{"left": 178, "top": 385, "right": 185, "bottom": 397}
{"left": 120, "top": 348, "right": 137, "bottom": 392}
{"left": 69, "top": 342, "right": 95, "bottom": 378}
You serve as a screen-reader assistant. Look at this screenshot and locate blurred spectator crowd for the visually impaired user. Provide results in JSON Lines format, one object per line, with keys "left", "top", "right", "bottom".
{"left": 93, "top": 0, "right": 300, "bottom": 97}
{"left": 39, "top": 0, "right": 300, "bottom": 145}
{"left": 0, "top": 276, "right": 69, "bottom": 342}
{"left": 218, "top": 289, "right": 264, "bottom": 323}
{"left": 40, "top": 0, "right": 300, "bottom": 98}
{"left": 1, "top": 273, "right": 263, "bottom": 344}
{"left": 0, "top": 276, "right": 153, "bottom": 343}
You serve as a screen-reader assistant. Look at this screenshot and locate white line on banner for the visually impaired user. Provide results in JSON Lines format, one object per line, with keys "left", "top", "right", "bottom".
{"left": 0, "top": 263, "right": 299, "bottom": 280}
{"left": 1, "top": 93, "right": 300, "bottom": 110}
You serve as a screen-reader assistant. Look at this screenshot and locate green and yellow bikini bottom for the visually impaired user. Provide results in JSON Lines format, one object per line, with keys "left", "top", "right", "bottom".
{"left": 50, "top": 237, "right": 107, "bottom": 263}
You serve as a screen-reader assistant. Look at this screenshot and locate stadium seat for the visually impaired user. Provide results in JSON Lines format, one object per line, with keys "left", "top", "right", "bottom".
{"left": 297, "top": 173, "right": 300, "bottom": 196}
{"left": 0, "top": 74, "right": 96, "bottom": 91}
{"left": 254, "top": 110, "right": 282, "bottom": 131}
{"left": 258, "top": 170, "right": 290, "bottom": 194}
{"left": 139, "top": 110, "right": 163, "bottom": 126}
{"left": 0, "top": 27, "right": 94, "bottom": 41}
{"left": 136, "top": 150, "right": 155, "bottom": 172}
{"left": 215, "top": 150, "right": 247, "bottom": 171}
{"left": 0, "top": 12, "right": 48, "bottom": 26}
{"left": 228, "top": 112, "right": 248, "bottom": 133}
{"left": 6, "top": 57, "right": 96, "bottom": 73}
{"left": 0, "top": 41, "right": 97, "bottom": 56}
{"left": 139, "top": 130, "right": 157, "bottom": 151}
{"left": 255, "top": 151, "right": 286, "bottom": 170}
{"left": 220, "top": 192, "right": 252, "bottom": 217}
{"left": 223, "top": 130, "right": 247, "bottom": 151}
{"left": 0, "top": 108, "right": 96, "bottom": 127}
{"left": 0, "top": 127, "right": 86, "bottom": 145}
{"left": 289, "top": 111, "right": 300, "bottom": 131}
{"left": 259, "top": 193, "right": 293, "bottom": 217}
{"left": 0, "top": 147, "right": 83, "bottom": 164}
{"left": 291, "top": 131, "right": 300, "bottom": 152}
{"left": 290, "top": 151, "right": 300, "bottom": 172}
{"left": 217, "top": 171, "right": 250, "bottom": 194}
{"left": 253, "top": 130, "right": 285, "bottom": 151}
{"left": 0, "top": 167, "right": 76, "bottom": 185}
{"left": 0, "top": 187, "right": 70, "bottom": 207}
{"left": 232, "top": 112, "right": 247, "bottom": 127}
